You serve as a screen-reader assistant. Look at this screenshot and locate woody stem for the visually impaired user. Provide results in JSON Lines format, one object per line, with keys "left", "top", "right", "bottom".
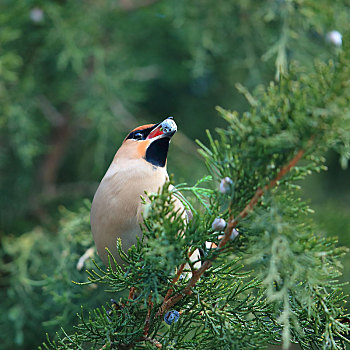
{"left": 157, "top": 145, "right": 308, "bottom": 316}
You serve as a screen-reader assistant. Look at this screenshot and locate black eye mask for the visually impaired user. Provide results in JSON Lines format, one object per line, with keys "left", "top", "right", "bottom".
{"left": 125, "top": 124, "right": 159, "bottom": 141}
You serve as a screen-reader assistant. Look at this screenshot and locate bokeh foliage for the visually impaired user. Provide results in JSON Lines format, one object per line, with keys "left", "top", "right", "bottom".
{"left": 40, "top": 50, "right": 350, "bottom": 348}
{"left": 1, "top": 0, "right": 350, "bottom": 349}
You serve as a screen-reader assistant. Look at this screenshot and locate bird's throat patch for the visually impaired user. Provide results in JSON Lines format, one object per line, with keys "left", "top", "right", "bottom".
{"left": 145, "top": 137, "right": 170, "bottom": 167}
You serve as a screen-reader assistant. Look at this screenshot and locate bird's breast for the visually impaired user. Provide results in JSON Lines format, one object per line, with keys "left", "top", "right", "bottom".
{"left": 91, "top": 158, "right": 168, "bottom": 266}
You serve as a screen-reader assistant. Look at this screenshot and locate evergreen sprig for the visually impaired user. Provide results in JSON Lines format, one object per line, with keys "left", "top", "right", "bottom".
{"left": 41, "top": 46, "right": 350, "bottom": 349}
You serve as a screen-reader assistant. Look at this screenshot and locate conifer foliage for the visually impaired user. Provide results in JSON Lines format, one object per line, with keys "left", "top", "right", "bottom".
{"left": 1, "top": 1, "right": 350, "bottom": 350}
{"left": 41, "top": 46, "right": 350, "bottom": 349}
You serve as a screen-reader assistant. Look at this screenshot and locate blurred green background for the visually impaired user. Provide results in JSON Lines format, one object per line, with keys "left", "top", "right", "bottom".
{"left": 0, "top": 1, "right": 349, "bottom": 349}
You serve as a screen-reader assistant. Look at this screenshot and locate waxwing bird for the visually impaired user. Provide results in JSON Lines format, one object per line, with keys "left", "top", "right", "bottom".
{"left": 91, "top": 117, "right": 183, "bottom": 267}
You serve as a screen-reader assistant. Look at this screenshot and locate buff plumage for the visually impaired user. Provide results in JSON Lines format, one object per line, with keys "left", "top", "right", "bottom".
{"left": 90, "top": 118, "right": 183, "bottom": 266}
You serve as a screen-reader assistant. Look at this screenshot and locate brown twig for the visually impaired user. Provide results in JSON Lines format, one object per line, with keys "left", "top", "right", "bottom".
{"left": 128, "top": 287, "right": 136, "bottom": 301}
{"left": 158, "top": 248, "right": 197, "bottom": 317}
{"left": 157, "top": 146, "right": 308, "bottom": 316}
{"left": 144, "top": 337, "right": 162, "bottom": 349}
{"left": 143, "top": 294, "right": 154, "bottom": 337}
{"left": 218, "top": 146, "right": 306, "bottom": 249}
{"left": 162, "top": 263, "right": 186, "bottom": 304}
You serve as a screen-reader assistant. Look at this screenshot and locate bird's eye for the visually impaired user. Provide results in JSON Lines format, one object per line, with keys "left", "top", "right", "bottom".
{"left": 134, "top": 132, "right": 143, "bottom": 140}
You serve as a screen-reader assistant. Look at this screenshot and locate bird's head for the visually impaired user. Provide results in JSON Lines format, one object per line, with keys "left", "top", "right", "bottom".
{"left": 116, "top": 117, "right": 177, "bottom": 167}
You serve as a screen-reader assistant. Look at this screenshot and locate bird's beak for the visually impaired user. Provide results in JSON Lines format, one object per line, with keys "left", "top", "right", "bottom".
{"left": 146, "top": 117, "right": 177, "bottom": 140}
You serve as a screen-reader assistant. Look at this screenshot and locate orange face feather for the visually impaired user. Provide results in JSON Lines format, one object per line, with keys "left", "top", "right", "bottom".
{"left": 132, "top": 124, "right": 155, "bottom": 132}
{"left": 122, "top": 124, "right": 156, "bottom": 143}
{"left": 116, "top": 118, "right": 177, "bottom": 165}
{"left": 137, "top": 139, "right": 150, "bottom": 159}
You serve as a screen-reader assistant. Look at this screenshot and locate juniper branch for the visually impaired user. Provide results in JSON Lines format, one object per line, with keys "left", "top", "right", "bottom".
{"left": 157, "top": 144, "right": 309, "bottom": 316}
{"left": 128, "top": 287, "right": 136, "bottom": 301}
{"left": 143, "top": 294, "right": 153, "bottom": 337}
{"left": 162, "top": 263, "right": 186, "bottom": 304}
